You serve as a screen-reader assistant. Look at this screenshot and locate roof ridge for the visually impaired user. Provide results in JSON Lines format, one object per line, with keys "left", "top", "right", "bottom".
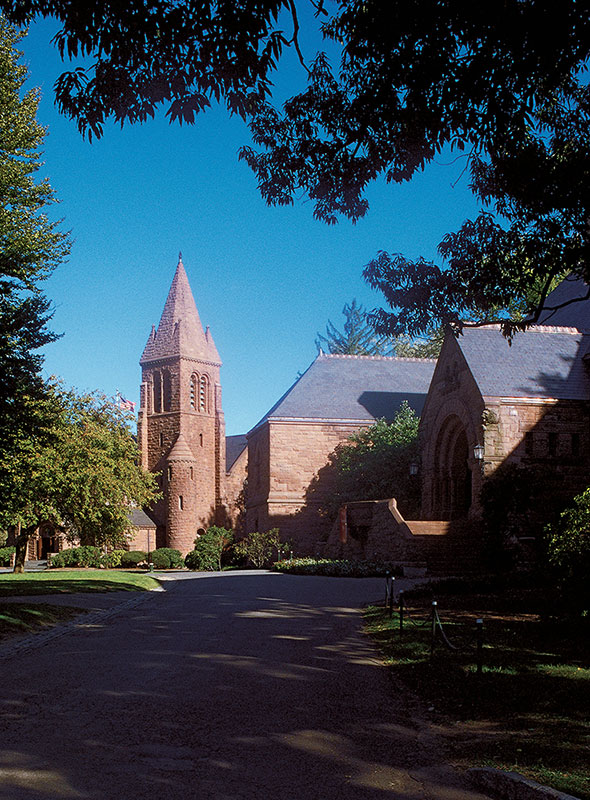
{"left": 318, "top": 352, "right": 437, "bottom": 363}
{"left": 467, "top": 323, "right": 584, "bottom": 336}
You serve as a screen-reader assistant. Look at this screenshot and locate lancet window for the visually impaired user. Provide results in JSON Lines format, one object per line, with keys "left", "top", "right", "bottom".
{"left": 153, "top": 369, "right": 172, "bottom": 413}
{"left": 189, "top": 373, "right": 209, "bottom": 412}
{"left": 153, "top": 370, "right": 162, "bottom": 413}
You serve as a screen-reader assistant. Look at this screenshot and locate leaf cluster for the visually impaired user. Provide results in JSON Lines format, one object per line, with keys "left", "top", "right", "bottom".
{"left": 319, "top": 402, "right": 420, "bottom": 516}
{"left": 234, "top": 527, "right": 281, "bottom": 569}
{"left": 0, "top": 382, "right": 160, "bottom": 548}
{"left": 6, "top": 4, "right": 590, "bottom": 330}
{"left": 545, "top": 488, "right": 590, "bottom": 614}
{"left": 186, "top": 525, "right": 234, "bottom": 571}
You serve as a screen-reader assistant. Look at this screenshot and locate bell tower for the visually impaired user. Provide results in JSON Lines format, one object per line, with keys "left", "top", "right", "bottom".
{"left": 137, "top": 254, "right": 225, "bottom": 553}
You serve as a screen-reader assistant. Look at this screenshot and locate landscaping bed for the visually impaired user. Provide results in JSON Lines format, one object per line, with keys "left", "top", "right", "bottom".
{"left": 364, "top": 582, "right": 590, "bottom": 799}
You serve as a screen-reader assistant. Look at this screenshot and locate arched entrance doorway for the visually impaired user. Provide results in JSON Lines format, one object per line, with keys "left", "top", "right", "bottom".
{"left": 432, "top": 415, "right": 472, "bottom": 519}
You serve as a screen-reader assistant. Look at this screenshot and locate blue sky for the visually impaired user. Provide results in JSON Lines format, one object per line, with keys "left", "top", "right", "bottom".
{"left": 21, "top": 16, "right": 480, "bottom": 435}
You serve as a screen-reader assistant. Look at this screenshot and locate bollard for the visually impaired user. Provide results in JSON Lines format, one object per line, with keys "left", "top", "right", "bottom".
{"left": 389, "top": 576, "right": 395, "bottom": 618}
{"left": 399, "top": 590, "right": 404, "bottom": 637}
{"left": 385, "top": 570, "right": 390, "bottom": 606}
{"left": 430, "top": 600, "right": 438, "bottom": 659}
{"left": 476, "top": 618, "right": 483, "bottom": 676}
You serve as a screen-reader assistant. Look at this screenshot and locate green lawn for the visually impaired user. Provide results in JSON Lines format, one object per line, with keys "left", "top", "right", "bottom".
{"left": 365, "top": 586, "right": 590, "bottom": 800}
{"left": 0, "top": 570, "right": 162, "bottom": 595}
{"left": 0, "top": 603, "right": 88, "bottom": 640}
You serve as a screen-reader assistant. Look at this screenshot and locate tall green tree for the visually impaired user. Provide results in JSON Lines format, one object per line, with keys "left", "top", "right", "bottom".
{"left": 315, "top": 299, "right": 392, "bottom": 355}
{"left": 0, "top": 18, "right": 70, "bottom": 480}
{"left": 316, "top": 300, "right": 442, "bottom": 358}
{"left": 0, "top": 383, "right": 160, "bottom": 572}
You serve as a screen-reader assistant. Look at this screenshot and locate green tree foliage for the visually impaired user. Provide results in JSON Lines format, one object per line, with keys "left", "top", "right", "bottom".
{"left": 316, "top": 300, "right": 442, "bottom": 358}
{"left": 0, "top": 383, "right": 160, "bottom": 571}
{"left": 322, "top": 403, "right": 420, "bottom": 516}
{"left": 545, "top": 489, "right": 590, "bottom": 615}
{"left": 315, "top": 299, "right": 392, "bottom": 356}
{"left": 0, "top": 19, "right": 70, "bottom": 477}
{"left": 185, "top": 526, "right": 234, "bottom": 571}
{"left": 4, "top": 4, "right": 590, "bottom": 329}
{"left": 234, "top": 528, "right": 281, "bottom": 569}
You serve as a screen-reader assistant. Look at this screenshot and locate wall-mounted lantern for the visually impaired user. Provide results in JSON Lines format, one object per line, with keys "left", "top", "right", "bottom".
{"left": 473, "top": 444, "right": 485, "bottom": 461}
{"left": 409, "top": 460, "right": 419, "bottom": 476}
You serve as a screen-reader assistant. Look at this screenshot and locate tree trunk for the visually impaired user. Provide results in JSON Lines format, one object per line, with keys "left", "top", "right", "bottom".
{"left": 13, "top": 524, "right": 35, "bottom": 573}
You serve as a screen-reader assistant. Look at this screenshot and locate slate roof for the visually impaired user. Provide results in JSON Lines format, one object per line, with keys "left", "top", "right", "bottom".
{"left": 226, "top": 434, "right": 247, "bottom": 470}
{"left": 252, "top": 353, "right": 436, "bottom": 430}
{"left": 129, "top": 508, "right": 157, "bottom": 528}
{"left": 536, "top": 275, "right": 590, "bottom": 329}
{"left": 459, "top": 325, "right": 590, "bottom": 400}
{"left": 141, "top": 255, "right": 221, "bottom": 365}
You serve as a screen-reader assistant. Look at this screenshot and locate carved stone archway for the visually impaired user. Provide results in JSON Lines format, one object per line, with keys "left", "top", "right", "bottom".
{"left": 432, "top": 414, "right": 473, "bottom": 520}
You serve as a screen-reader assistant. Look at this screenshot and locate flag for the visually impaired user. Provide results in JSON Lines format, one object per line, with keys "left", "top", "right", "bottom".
{"left": 116, "top": 392, "right": 136, "bottom": 412}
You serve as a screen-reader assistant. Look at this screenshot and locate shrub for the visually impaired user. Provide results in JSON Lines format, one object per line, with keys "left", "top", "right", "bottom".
{"left": 0, "top": 546, "right": 15, "bottom": 567}
{"left": 120, "top": 550, "right": 147, "bottom": 568}
{"left": 234, "top": 528, "right": 281, "bottom": 569}
{"left": 545, "top": 488, "right": 590, "bottom": 615}
{"left": 49, "top": 546, "right": 102, "bottom": 568}
{"left": 185, "top": 527, "right": 234, "bottom": 571}
{"left": 101, "top": 549, "right": 125, "bottom": 569}
{"left": 73, "top": 546, "right": 103, "bottom": 568}
{"left": 273, "top": 558, "right": 403, "bottom": 577}
{"left": 151, "top": 547, "right": 184, "bottom": 569}
{"left": 49, "top": 548, "right": 76, "bottom": 568}
{"left": 150, "top": 549, "right": 170, "bottom": 569}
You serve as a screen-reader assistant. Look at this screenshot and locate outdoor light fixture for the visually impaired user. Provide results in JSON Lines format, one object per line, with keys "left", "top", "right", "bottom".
{"left": 409, "top": 461, "right": 419, "bottom": 476}
{"left": 473, "top": 444, "right": 485, "bottom": 461}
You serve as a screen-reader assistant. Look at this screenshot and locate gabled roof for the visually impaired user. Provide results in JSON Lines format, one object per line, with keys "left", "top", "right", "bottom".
{"left": 141, "top": 255, "right": 221, "bottom": 365}
{"left": 536, "top": 275, "right": 590, "bottom": 329}
{"left": 458, "top": 325, "right": 590, "bottom": 400}
{"left": 129, "top": 508, "right": 157, "bottom": 528}
{"left": 226, "top": 434, "right": 247, "bottom": 471}
{"left": 251, "top": 352, "right": 436, "bottom": 431}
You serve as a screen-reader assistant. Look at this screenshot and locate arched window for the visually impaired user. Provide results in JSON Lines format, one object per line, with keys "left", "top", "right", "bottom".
{"left": 153, "top": 370, "right": 162, "bottom": 413}
{"left": 199, "top": 374, "right": 209, "bottom": 412}
{"left": 162, "top": 370, "right": 172, "bottom": 412}
{"left": 190, "top": 374, "right": 198, "bottom": 409}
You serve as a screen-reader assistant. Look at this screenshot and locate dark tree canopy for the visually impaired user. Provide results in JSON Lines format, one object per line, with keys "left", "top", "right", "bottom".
{"left": 4, "top": 1, "right": 590, "bottom": 333}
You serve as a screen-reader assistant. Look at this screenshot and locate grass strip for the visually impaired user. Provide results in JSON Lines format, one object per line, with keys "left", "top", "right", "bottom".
{"left": 0, "top": 603, "right": 88, "bottom": 640}
{"left": 364, "top": 595, "right": 590, "bottom": 800}
{"left": 0, "top": 570, "right": 162, "bottom": 596}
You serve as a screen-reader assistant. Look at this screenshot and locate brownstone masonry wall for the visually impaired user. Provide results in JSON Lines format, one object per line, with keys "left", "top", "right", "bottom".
{"left": 246, "top": 418, "right": 373, "bottom": 553}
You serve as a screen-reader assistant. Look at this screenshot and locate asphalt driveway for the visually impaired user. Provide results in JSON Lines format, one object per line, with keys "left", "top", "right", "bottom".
{"left": 0, "top": 572, "right": 492, "bottom": 800}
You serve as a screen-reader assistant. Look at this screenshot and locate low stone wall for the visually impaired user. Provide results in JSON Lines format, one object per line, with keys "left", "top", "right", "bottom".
{"left": 321, "top": 500, "right": 482, "bottom": 575}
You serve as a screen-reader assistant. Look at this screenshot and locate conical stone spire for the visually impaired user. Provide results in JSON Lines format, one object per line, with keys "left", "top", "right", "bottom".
{"left": 141, "top": 255, "right": 221, "bottom": 365}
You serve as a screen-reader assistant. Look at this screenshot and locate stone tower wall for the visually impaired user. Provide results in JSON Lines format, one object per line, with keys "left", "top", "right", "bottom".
{"left": 139, "top": 259, "right": 225, "bottom": 554}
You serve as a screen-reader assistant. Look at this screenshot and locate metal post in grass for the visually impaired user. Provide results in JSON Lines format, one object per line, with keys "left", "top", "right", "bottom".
{"left": 389, "top": 577, "right": 395, "bottom": 618}
{"left": 399, "top": 590, "right": 404, "bottom": 637}
{"left": 476, "top": 618, "right": 483, "bottom": 676}
{"left": 430, "top": 601, "right": 438, "bottom": 659}
{"left": 385, "top": 570, "right": 390, "bottom": 606}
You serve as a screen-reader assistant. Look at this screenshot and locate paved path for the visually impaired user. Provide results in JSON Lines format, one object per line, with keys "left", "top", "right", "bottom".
{"left": 0, "top": 573, "right": 492, "bottom": 800}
